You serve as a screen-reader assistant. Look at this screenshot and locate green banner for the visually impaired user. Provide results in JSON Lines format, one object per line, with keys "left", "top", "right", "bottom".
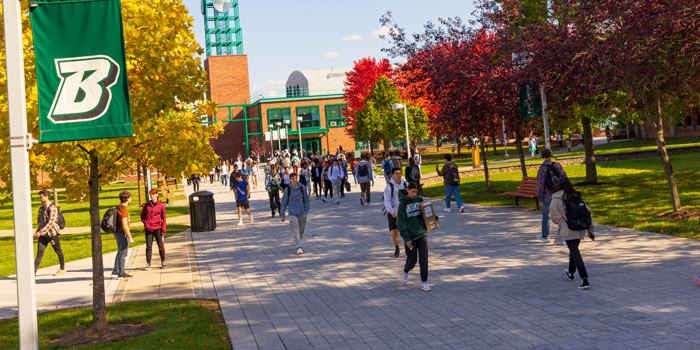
{"left": 31, "top": 0, "right": 132, "bottom": 143}
{"left": 519, "top": 83, "right": 542, "bottom": 119}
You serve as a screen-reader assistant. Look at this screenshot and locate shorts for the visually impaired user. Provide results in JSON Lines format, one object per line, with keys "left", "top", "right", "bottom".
{"left": 236, "top": 199, "right": 249, "bottom": 209}
{"left": 387, "top": 214, "right": 397, "bottom": 231}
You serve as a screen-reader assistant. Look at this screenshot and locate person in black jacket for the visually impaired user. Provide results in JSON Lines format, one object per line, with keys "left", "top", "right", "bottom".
{"left": 405, "top": 157, "right": 423, "bottom": 196}
{"left": 311, "top": 158, "right": 323, "bottom": 199}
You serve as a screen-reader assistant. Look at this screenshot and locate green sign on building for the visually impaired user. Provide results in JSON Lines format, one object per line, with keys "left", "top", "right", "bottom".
{"left": 31, "top": 0, "right": 132, "bottom": 143}
{"left": 519, "top": 83, "right": 542, "bottom": 119}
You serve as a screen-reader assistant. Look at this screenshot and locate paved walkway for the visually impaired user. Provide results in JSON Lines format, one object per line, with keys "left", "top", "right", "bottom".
{"left": 192, "top": 179, "right": 700, "bottom": 350}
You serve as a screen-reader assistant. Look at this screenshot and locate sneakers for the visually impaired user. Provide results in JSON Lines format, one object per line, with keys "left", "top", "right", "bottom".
{"left": 249, "top": 216, "right": 254, "bottom": 224}
{"left": 578, "top": 279, "right": 590, "bottom": 290}
{"left": 144, "top": 264, "right": 151, "bottom": 271}
{"left": 321, "top": 198, "right": 327, "bottom": 202}
{"left": 236, "top": 220, "right": 244, "bottom": 226}
{"left": 402, "top": 272, "right": 408, "bottom": 283}
{"left": 271, "top": 211, "right": 275, "bottom": 218}
{"left": 564, "top": 269, "right": 574, "bottom": 282}
{"left": 110, "top": 271, "right": 119, "bottom": 279}
{"left": 360, "top": 197, "right": 364, "bottom": 206}
{"left": 54, "top": 269, "right": 66, "bottom": 276}
{"left": 118, "top": 272, "right": 133, "bottom": 279}
{"left": 459, "top": 205, "right": 465, "bottom": 213}
{"left": 161, "top": 261, "right": 167, "bottom": 269}
{"left": 536, "top": 235, "right": 550, "bottom": 243}
{"left": 394, "top": 246, "right": 400, "bottom": 258}
{"left": 296, "top": 248, "right": 303, "bottom": 255}
{"left": 443, "top": 207, "right": 451, "bottom": 212}
{"left": 335, "top": 200, "right": 340, "bottom": 205}
{"left": 420, "top": 282, "right": 432, "bottom": 292}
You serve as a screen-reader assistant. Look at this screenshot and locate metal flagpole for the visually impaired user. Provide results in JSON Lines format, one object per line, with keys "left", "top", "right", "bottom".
{"left": 540, "top": 85, "right": 551, "bottom": 150}
{"left": 3, "top": 0, "right": 39, "bottom": 347}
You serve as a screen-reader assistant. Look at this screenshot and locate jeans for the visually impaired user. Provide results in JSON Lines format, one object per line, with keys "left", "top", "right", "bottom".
{"left": 268, "top": 189, "right": 280, "bottom": 214}
{"left": 35, "top": 235, "right": 65, "bottom": 272}
{"left": 113, "top": 230, "right": 128, "bottom": 274}
{"left": 541, "top": 196, "right": 552, "bottom": 239}
{"left": 324, "top": 179, "right": 333, "bottom": 198}
{"left": 313, "top": 179, "right": 322, "bottom": 198}
{"left": 332, "top": 179, "right": 343, "bottom": 200}
{"left": 444, "top": 185, "right": 463, "bottom": 209}
{"left": 404, "top": 236, "right": 428, "bottom": 282}
{"left": 221, "top": 174, "right": 228, "bottom": 187}
{"left": 566, "top": 239, "right": 588, "bottom": 279}
{"left": 145, "top": 229, "right": 165, "bottom": 265}
{"left": 289, "top": 214, "right": 307, "bottom": 249}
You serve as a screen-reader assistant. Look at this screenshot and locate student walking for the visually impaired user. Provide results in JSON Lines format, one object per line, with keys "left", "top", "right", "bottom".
{"left": 529, "top": 135, "right": 538, "bottom": 158}
{"left": 327, "top": 158, "right": 344, "bottom": 205}
{"left": 381, "top": 153, "right": 393, "bottom": 185}
{"left": 398, "top": 182, "right": 431, "bottom": 291}
{"left": 384, "top": 168, "right": 408, "bottom": 258}
{"left": 311, "top": 158, "right": 323, "bottom": 199}
{"left": 33, "top": 189, "right": 66, "bottom": 276}
{"left": 234, "top": 172, "right": 253, "bottom": 226}
{"left": 549, "top": 177, "right": 593, "bottom": 290}
{"left": 189, "top": 174, "right": 200, "bottom": 192}
{"left": 140, "top": 189, "right": 167, "bottom": 270}
{"left": 436, "top": 154, "right": 464, "bottom": 213}
{"left": 280, "top": 173, "right": 310, "bottom": 255}
{"left": 536, "top": 149, "right": 568, "bottom": 242}
{"left": 355, "top": 153, "right": 373, "bottom": 205}
{"left": 265, "top": 164, "right": 282, "bottom": 217}
{"left": 338, "top": 154, "right": 348, "bottom": 198}
{"left": 321, "top": 160, "right": 333, "bottom": 202}
{"left": 405, "top": 156, "right": 422, "bottom": 196}
{"left": 112, "top": 191, "right": 135, "bottom": 279}
{"left": 221, "top": 162, "right": 229, "bottom": 187}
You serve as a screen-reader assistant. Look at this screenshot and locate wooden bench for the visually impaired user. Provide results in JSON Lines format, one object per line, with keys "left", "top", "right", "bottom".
{"left": 157, "top": 179, "right": 177, "bottom": 202}
{"left": 503, "top": 176, "right": 540, "bottom": 210}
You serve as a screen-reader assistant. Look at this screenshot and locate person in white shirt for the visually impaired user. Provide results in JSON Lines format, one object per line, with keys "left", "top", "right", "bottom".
{"left": 327, "top": 158, "right": 344, "bottom": 205}
{"left": 221, "top": 162, "right": 229, "bottom": 187}
{"left": 383, "top": 167, "right": 408, "bottom": 258}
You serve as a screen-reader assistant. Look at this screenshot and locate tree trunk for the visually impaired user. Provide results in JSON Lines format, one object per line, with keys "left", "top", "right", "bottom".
{"left": 691, "top": 107, "right": 698, "bottom": 137}
{"left": 52, "top": 158, "right": 58, "bottom": 206}
{"left": 641, "top": 122, "right": 649, "bottom": 140}
{"left": 89, "top": 150, "right": 107, "bottom": 329}
{"left": 515, "top": 120, "right": 527, "bottom": 178}
{"left": 456, "top": 136, "right": 462, "bottom": 156}
{"left": 481, "top": 139, "right": 491, "bottom": 191}
{"left": 582, "top": 117, "right": 598, "bottom": 184}
{"left": 644, "top": 94, "right": 682, "bottom": 212}
{"left": 634, "top": 123, "right": 641, "bottom": 140}
{"left": 492, "top": 134, "right": 497, "bottom": 156}
{"left": 383, "top": 140, "right": 391, "bottom": 153}
{"left": 137, "top": 161, "right": 143, "bottom": 207}
{"left": 625, "top": 123, "right": 630, "bottom": 139}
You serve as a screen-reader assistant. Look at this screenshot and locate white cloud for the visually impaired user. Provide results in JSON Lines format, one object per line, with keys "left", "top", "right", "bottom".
{"left": 342, "top": 34, "right": 363, "bottom": 41}
{"left": 323, "top": 51, "right": 339, "bottom": 59}
{"left": 252, "top": 79, "right": 285, "bottom": 91}
{"left": 370, "top": 27, "right": 396, "bottom": 39}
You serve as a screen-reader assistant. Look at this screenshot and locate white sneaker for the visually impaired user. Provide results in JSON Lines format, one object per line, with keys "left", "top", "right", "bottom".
{"left": 296, "top": 248, "right": 303, "bottom": 255}
{"left": 536, "top": 235, "right": 550, "bottom": 243}
{"left": 420, "top": 282, "right": 431, "bottom": 292}
{"left": 249, "top": 216, "right": 254, "bottom": 224}
{"left": 236, "top": 220, "right": 244, "bottom": 226}
{"left": 459, "top": 206, "right": 465, "bottom": 213}
{"left": 402, "top": 272, "right": 408, "bottom": 283}
{"left": 443, "top": 207, "right": 451, "bottom": 212}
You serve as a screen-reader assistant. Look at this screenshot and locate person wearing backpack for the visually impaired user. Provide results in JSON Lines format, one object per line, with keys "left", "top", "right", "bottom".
{"left": 280, "top": 173, "right": 310, "bottom": 255}
{"left": 265, "top": 163, "right": 282, "bottom": 217}
{"left": 33, "top": 189, "right": 66, "bottom": 276}
{"left": 436, "top": 154, "right": 465, "bottom": 213}
{"left": 398, "top": 182, "right": 431, "bottom": 292}
{"left": 140, "top": 189, "right": 167, "bottom": 270}
{"left": 381, "top": 153, "right": 393, "bottom": 186}
{"left": 405, "top": 156, "right": 422, "bottom": 196}
{"left": 549, "top": 177, "right": 594, "bottom": 290}
{"left": 354, "top": 153, "right": 373, "bottom": 205}
{"left": 384, "top": 168, "right": 408, "bottom": 258}
{"left": 536, "top": 149, "right": 568, "bottom": 243}
{"left": 327, "top": 158, "right": 344, "bottom": 205}
{"left": 112, "top": 191, "right": 135, "bottom": 279}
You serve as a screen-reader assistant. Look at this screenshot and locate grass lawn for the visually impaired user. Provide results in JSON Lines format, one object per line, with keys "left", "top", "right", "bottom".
{"left": 0, "top": 223, "right": 190, "bottom": 278}
{"left": 0, "top": 299, "right": 230, "bottom": 349}
{"left": 423, "top": 152, "right": 700, "bottom": 239}
{"left": 0, "top": 182, "right": 188, "bottom": 230}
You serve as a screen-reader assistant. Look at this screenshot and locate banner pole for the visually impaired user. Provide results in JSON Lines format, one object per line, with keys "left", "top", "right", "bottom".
{"left": 3, "top": 0, "right": 39, "bottom": 348}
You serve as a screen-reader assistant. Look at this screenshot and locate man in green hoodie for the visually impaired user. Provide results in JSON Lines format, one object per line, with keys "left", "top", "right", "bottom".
{"left": 398, "top": 182, "right": 431, "bottom": 292}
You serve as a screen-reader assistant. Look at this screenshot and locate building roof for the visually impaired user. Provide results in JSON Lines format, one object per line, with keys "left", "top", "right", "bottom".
{"left": 285, "top": 68, "right": 351, "bottom": 96}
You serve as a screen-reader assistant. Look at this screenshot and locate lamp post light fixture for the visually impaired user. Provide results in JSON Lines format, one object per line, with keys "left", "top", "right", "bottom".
{"left": 391, "top": 103, "right": 411, "bottom": 161}
{"left": 275, "top": 122, "right": 282, "bottom": 152}
{"left": 268, "top": 124, "right": 275, "bottom": 153}
{"left": 283, "top": 119, "right": 291, "bottom": 151}
{"left": 296, "top": 116, "right": 304, "bottom": 157}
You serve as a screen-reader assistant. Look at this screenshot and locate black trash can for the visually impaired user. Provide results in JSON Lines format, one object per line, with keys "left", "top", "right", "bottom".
{"left": 189, "top": 191, "right": 216, "bottom": 232}
{"left": 390, "top": 155, "right": 402, "bottom": 171}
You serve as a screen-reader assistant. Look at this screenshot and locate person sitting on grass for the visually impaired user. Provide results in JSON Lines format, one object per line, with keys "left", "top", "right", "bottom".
{"left": 398, "top": 182, "right": 431, "bottom": 292}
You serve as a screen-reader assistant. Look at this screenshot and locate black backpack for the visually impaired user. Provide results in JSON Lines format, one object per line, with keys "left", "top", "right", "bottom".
{"left": 101, "top": 206, "right": 120, "bottom": 233}
{"left": 544, "top": 163, "right": 562, "bottom": 192}
{"left": 40, "top": 204, "right": 66, "bottom": 230}
{"left": 564, "top": 194, "right": 592, "bottom": 231}
{"left": 448, "top": 164, "right": 460, "bottom": 186}
{"left": 358, "top": 163, "right": 369, "bottom": 177}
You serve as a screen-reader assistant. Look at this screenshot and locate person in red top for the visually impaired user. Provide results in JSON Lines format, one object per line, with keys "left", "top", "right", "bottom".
{"left": 140, "top": 189, "right": 167, "bottom": 270}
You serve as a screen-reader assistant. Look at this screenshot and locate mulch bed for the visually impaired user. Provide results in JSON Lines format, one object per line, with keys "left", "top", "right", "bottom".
{"left": 657, "top": 210, "right": 700, "bottom": 220}
{"left": 48, "top": 323, "right": 155, "bottom": 347}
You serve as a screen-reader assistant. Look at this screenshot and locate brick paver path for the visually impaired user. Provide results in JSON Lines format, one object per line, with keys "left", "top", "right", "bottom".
{"left": 192, "top": 180, "right": 700, "bottom": 350}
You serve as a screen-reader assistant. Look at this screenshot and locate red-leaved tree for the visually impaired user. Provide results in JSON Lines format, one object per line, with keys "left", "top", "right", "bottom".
{"left": 342, "top": 57, "right": 393, "bottom": 142}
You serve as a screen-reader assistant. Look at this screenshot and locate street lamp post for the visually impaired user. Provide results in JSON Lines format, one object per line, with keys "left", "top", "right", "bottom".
{"left": 283, "top": 119, "right": 290, "bottom": 151}
{"left": 268, "top": 124, "right": 274, "bottom": 153}
{"left": 275, "top": 122, "right": 282, "bottom": 152}
{"left": 392, "top": 103, "right": 411, "bottom": 161}
{"left": 296, "top": 116, "right": 304, "bottom": 157}
{"left": 502, "top": 119, "right": 509, "bottom": 158}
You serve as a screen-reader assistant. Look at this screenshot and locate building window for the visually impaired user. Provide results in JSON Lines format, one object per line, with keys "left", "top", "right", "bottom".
{"left": 325, "top": 104, "right": 347, "bottom": 128}
{"left": 296, "top": 106, "right": 321, "bottom": 129}
{"left": 267, "top": 107, "right": 291, "bottom": 126}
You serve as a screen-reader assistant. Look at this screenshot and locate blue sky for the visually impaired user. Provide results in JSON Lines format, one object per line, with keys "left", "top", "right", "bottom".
{"left": 181, "top": 0, "right": 476, "bottom": 96}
